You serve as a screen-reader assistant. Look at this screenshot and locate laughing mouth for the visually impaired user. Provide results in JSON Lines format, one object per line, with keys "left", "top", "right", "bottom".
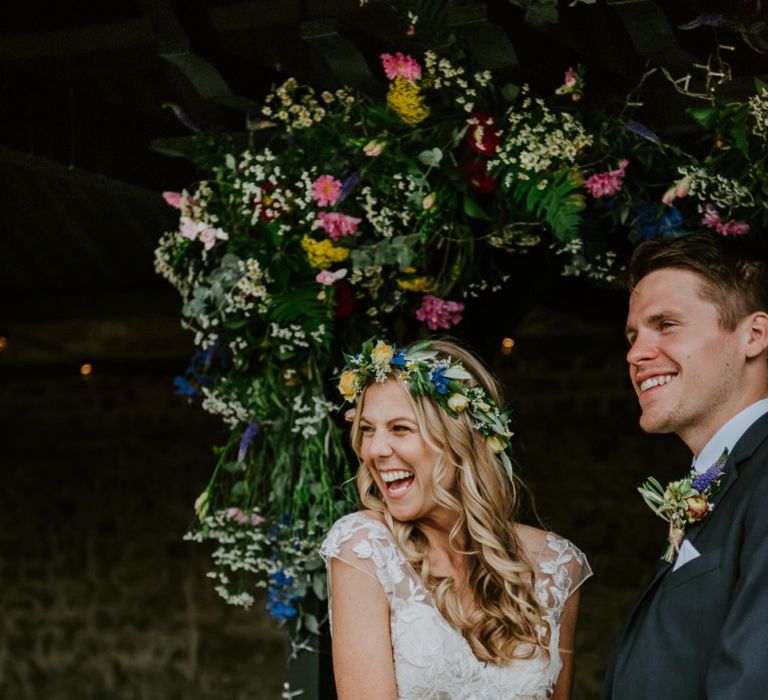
{"left": 380, "top": 469, "right": 415, "bottom": 495}
{"left": 639, "top": 374, "right": 675, "bottom": 392}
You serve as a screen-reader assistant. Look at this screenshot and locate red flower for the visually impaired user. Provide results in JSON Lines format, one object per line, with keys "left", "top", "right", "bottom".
{"left": 333, "top": 280, "right": 357, "bottom": 320}
{"left": 465, "top": 113, "right": 501, "bottom": 157}
{"left": 461, "top": 158, "right": 498, "bottom": 193}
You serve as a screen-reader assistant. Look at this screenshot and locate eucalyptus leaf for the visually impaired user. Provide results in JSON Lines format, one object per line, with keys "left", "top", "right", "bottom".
{"left": 303, "top": 613, "right": 320, "bottom": 635}
{"left": 418, "top": 148, "right": 443, "bottom": 168}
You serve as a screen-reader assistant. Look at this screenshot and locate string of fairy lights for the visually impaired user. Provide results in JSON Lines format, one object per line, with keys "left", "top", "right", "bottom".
{"left": 0, "top": 333, "right": 518, "bottom": 377}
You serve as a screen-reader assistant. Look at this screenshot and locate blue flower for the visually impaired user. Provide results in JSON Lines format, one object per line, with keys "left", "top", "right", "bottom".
{"left": 266, "top": 598, "right": 298, "bottom": 621}
{"left": 173, "top": 375, "right": 199, "bottom": 401}
{"left": 270, "top": 569, "right": 295, "bottom": 588}
{"left": 658, "top": 206, "right": 683, "bottom": 237}
{"left": 636, "top": 203, "right": 684, "bottom": 240}
{"left": 429, "top": 367, "right": 451, "bottom": 395}
{"left": 391, "top": 349, "right": 407, "bottom": 366}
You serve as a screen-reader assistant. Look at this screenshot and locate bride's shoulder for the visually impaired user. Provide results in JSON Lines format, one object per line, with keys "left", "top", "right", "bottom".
{"left": 512, "top": 522, "right": 550, "bottom": 559}
{"left": 512, "top": 523, "right": 587, "bottom": 565}
{"left": 323, "top": 510, "right": 390, "bottom": 544}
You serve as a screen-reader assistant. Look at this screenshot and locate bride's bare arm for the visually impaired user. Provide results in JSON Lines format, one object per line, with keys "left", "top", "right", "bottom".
{"left": 550, "top": 590, "right": 581, "bottom": 700}
{"left": 330, "top": 557, "right": 398, "bottom": 699}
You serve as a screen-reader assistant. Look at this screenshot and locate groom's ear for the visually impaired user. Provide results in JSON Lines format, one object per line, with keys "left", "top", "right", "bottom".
{"left": 744, "top": 311, "right": 768, "bottom": 360}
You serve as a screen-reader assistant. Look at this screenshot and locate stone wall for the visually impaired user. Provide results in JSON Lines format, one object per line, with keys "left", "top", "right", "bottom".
{"left": 0, "top": 314, "right": 690, "bottom": 699}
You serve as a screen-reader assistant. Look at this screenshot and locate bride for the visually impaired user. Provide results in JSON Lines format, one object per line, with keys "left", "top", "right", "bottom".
{"left": 320, "top": 338, "right": 591, "bottom": 699}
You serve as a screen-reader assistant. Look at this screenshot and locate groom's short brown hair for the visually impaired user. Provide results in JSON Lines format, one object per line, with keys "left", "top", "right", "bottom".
{"left": 627, "top": 233, "right": 768, "bottom": 331}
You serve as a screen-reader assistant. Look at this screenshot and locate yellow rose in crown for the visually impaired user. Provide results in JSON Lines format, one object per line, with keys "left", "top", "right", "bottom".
{"left": 338, "top": 369, "right": 360, "bottom": 401}
{"left": 447, "top": 393, "right": 469, "bottom": 413}
{"left": 371, "top": 341, "right": 393, "bottom": 366}
{"left": 486, "top": 435, "right": 507, "bottom": 453}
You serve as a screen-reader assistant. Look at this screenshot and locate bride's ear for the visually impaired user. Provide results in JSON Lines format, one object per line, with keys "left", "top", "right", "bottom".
{"left": 744, "top": 311, "right": 768, "bottom": 359}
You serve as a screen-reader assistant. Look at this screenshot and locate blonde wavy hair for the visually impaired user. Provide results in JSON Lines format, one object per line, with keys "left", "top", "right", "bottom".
{"left": 349, "top": 339, "right": 546, "bottom": 664}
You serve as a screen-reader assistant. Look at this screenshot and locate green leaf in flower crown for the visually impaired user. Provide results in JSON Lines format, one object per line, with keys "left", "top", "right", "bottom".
{"left": 462, "top": 194, "right": 492, "bottom": 221}
{"left": 418, "top": 148, "right": 443, "bottom": 168}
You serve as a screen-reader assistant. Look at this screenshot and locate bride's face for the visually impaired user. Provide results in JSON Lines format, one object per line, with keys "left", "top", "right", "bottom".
{"left": 358, "top": 379, "right": 454, "bottom": 523}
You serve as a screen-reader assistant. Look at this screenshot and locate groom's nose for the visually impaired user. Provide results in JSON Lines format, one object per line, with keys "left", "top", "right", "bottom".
{"left": 626, "top": 331, "right": 657, "bottom": 367}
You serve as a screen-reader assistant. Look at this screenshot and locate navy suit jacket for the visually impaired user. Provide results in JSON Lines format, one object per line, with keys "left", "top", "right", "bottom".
{"left": 603, "top": 412, "right": 768, "bottom": 699}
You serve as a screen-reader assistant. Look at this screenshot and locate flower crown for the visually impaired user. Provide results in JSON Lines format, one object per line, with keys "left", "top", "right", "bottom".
{"left": 337, "top": 339, "right": 515, "bottom": 482}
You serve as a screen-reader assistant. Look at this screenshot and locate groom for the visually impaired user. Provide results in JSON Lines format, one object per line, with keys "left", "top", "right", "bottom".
{"left": 603, "top": 233, "right": 768, "bottom": 698}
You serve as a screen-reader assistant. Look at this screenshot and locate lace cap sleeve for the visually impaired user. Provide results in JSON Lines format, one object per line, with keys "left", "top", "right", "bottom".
{"left": 319, "top": 512, "right": 411, "bottom": 597}
{"left": 534, "top": 532, "right": 592, "bottom": 614}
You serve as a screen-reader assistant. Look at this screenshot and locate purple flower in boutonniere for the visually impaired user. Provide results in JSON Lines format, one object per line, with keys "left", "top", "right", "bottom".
{"left": 638, "top": 448, "right": 729, "bottom": 563}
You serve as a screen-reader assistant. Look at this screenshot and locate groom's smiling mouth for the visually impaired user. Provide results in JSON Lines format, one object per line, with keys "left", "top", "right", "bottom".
{"left": 638, "top": 373, "right": 676, "bottom": 393}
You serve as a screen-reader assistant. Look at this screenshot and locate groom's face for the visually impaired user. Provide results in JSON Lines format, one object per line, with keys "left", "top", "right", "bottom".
{"left": 625, "top": 267, "right": 745, "bottom": 453}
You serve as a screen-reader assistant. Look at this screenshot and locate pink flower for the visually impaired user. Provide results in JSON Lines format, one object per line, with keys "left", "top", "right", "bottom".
{"left": 701, "top": 204, "right": 722, "bottom": 230}
{"left": 311, "top": 175, "right": 342, "bottom": 207}
{"left": 199, "top": 226, "right": 228, "bottom": 250}
{"left": 564, "top": 67, "right": 578, "bottom": 88}
{"left": 720, "top": 220, "right": 749, "bottom": 236}
{"left": 415, "top": 295, "right": 465, "bottom": 330}
{"left": 363, "top": 140, "right": 385, "bottom": 157}
{"left": 315, "top": 270, "right": 336, "bottom": 286}
{"left": 226, "top": 507, "right": 250, "bottom": 525}
{"left": 180, "top": 216, "right": 202, "bottom": 240}
{"left": 662, "top": 176, "right": 691, "bottom": 206}
{"left": 700, "top": 204, "right": 750, "bottom": 236}
{"left": 380, "top": 52, "right": 422, "bottom": 82}
{"left": 317, "top": 211, "right": 361, "bottom": 240}
{"left": 315, "top": 268, "right": 347, "bottom": 286}
{"left": 584, "top": 160, "right": 629, "bottom": 198}
{"left": 162, "top": 191, "right": 183, "bottom": 208}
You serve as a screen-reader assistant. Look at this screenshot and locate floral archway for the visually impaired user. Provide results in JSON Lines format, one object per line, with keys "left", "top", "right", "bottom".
{"left": 154, "top": 0, "right": 767, "bottom": 687}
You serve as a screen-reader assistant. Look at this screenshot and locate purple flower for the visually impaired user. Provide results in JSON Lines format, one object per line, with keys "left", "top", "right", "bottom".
{"left": 163, "top": 102, "right": 202, "bottom": 133}
{"left": 679, "top": 14, "right": 723, "bottom": 30}
{"left": 625, "top": 120, "right": 660, "bottom": 144}
{"left": 339, "top": 172, "right": 361, "bottom": 202}
{"left": 692, "top": 452, "right": 728, "bottom": 492}
{"left": 238, "top": 420, "right": 261, "bottom": 462}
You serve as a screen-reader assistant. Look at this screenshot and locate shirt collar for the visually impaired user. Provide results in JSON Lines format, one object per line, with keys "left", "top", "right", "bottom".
{"left": 693, "top": 399, "right": 768, "bottom": 473}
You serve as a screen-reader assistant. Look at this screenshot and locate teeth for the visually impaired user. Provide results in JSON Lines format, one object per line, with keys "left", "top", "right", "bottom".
{"left": 381, "top": 470, "right": 414, "bottom": 483}
{"left": 640, "top": 374, "right": 675, "bottom": 392}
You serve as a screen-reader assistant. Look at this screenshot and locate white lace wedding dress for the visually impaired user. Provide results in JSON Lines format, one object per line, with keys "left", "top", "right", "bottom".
{"left": 320, "top": 512, "right": 591, "bottom": 700}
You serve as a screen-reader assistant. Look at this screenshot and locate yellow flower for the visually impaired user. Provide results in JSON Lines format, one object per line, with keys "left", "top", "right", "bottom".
{"left": 386, "top": 77, "right": 430, "bottom": 124}
{"left": 447, "top": 393, "right": 469, "bottom": 413}
{"left": 338, "top": 369, "right": 360, "bottom": 401}
{"left": 422, "top": 192, "right": 436, "bottom": 210}
{"left": 301, "top": 235, "right": 350, "bottom": 269}
{"left": 486, "top": 434, "right": 507, "bottom": 454}
{"left": 371, "top": 340, "right": 393, "bottom": 366}
{"left": 397, "top": 276, "right": 436, "bottom": 292}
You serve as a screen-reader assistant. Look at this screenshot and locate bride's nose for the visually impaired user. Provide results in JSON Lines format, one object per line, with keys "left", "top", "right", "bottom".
{"left": 368, "top": 428, "right": 394, "bottom": 460}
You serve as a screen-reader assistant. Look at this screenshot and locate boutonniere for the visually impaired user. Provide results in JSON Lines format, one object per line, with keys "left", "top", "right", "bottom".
{"left": 638, "top": 448, "right": 729, "bottom": 563}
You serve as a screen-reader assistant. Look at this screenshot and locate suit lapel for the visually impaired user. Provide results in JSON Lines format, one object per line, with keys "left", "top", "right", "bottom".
{"left": 685, "top": 412, "right": 768, "bottom": 546}
{"left": 610, "top": 413, "right": 768, "bottom": 691}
